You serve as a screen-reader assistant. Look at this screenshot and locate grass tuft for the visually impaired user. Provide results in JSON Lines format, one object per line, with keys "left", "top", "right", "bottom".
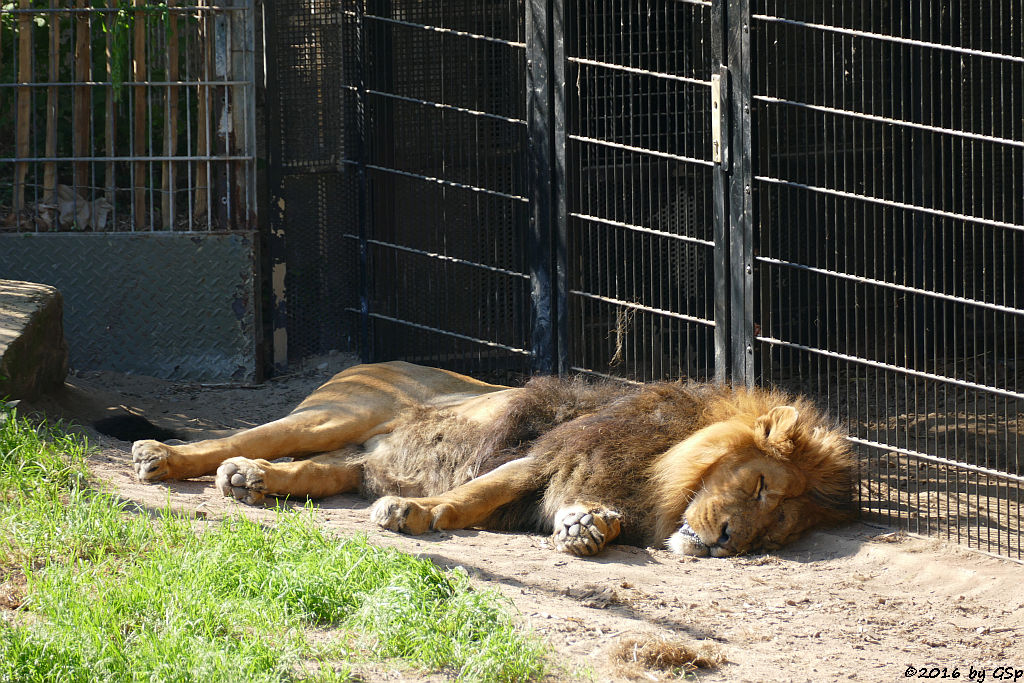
{"left": 609, "top": 634, "right": 725, "bottom": 680}
{"left": 0, "top": 401, "right": 89, "bottom": 496}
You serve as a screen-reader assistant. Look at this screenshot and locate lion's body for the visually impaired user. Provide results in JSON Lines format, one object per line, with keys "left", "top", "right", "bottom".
{"left": 131, "top": 361, "right": 854, "bottom": 557}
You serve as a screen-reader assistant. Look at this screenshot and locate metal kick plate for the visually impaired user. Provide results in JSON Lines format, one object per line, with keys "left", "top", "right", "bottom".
{"left": 0, "top": 232, "right": 259, "bottom": 383}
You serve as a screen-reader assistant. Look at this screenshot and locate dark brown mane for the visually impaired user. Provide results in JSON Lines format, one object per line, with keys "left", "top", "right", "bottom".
{"left": 472, "top": 375, "right": 632, "bottom": 470}
{"left": 527, "top": 382, "right": 734, "bottom": 544}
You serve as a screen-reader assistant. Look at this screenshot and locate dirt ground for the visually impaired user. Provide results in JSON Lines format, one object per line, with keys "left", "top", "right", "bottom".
{"left": 23, "top": 353, "right": 1024, "bottom": 682}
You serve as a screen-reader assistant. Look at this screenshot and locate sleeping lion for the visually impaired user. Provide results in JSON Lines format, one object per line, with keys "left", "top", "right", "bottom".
{"left": 129, "top": 361, "right": 854, "bottom": 557}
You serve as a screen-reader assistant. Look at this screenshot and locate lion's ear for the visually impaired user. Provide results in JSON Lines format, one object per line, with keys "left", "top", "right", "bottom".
{"left": 754, "top": 405, "right": 799, "bottom": 457}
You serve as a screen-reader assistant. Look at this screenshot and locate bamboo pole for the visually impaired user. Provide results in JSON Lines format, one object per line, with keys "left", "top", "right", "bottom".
{"left": 193, "top": 1, "right": 209, "bottom": 222}
{"left": 212, "top": 2, "right": 227, "bottom": 229}
{"left": 43, "top": 0, "right": 60, "bottom": 214}
{"left": 104, "top": 0, "right": 116, "bottom": 203}
{"left": 132, "top": 0, "right": 146, "bottom": 229}
{"left": 161, "top": 0, "right": 179, "bottom": 229}
{"left": 73, "top": 0, "right": 91, "bottom": 193}
{"left": 13, "top": 0, "right": 33, "bottom": 216}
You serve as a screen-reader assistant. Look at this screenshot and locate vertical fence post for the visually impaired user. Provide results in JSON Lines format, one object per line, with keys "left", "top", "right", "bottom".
{"left": 551, "top": 0, "right": 567, "bottom": 375}
{"left": 194, "top": 1, "right": 210, "bottom": 225}
{"left": 263, "top": 0, "right": 289, "bottom": 371}
{"left": 103, "top": 1, "right": 115, "bottom": 205}
{"left": 73, "top": 0, "right": 91, "bottom": 194}
{"left": 726, "top": 0, "right": 754, "bottom": 387}
{"left": 526, "top": 0, "right": 563, "bottom": 374}
{"left": 43, "top": 1, "right": 60, "bottom": 212}
{"left": 711, "top": 0, "right": 729, "bottom": 384}
{"left": 212, "top": 9, "right": 229, "bottom": 227}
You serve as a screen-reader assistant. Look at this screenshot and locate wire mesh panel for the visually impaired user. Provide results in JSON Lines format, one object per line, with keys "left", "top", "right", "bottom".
{"left": 0, "top": 0, "right": 256, "bottom": 232}
{"left": 353, "top": 0, "right": 533, "bottom": 377}
{"left": 564, "top": 0, "right": 719, "bottom": 382}
{"left": 266, "top": 0, "right": 532, "bottom": 376}
{"left": 751, "top": 1, "right": 1024, "bottom": 559}
{"left": 266, "top": 0, "right": 361, "bottom": 364}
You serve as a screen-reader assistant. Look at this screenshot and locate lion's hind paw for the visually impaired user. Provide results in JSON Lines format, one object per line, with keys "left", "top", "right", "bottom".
{"left": 216, "top": 458, "right": 268, "bottom": 505}
{"left": 552, "top": 505, "right": 621, "bottom": 556}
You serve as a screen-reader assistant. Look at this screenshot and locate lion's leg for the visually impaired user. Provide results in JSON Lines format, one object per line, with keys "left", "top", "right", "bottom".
{"left": 214, "top": 448, "right": 363, "bottom": 505}
{"left": 550, "top": 503, "right": 622, "bottom": 556}
{"left": 370, "top": 457, "right": 542, "bottom": 534}
{"left": 131, "top": 361, "right": 508, "bottom": 484}
{"left": 132, "top": 407, "right": 391, "bottom": 482}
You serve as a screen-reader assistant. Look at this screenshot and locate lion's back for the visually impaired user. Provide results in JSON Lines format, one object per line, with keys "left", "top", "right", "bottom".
{"left": 359, "top": 376, "right": 631, "bottom": 500}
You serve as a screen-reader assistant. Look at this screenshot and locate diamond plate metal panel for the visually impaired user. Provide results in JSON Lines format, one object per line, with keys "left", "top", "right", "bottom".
{"left": 0, "top": 232, "right": 258, "bottom": 383}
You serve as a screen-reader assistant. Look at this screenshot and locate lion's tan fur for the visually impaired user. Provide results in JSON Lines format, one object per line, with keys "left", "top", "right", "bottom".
{"left": 131, "top": 361, "right": 854, "bottom": 556}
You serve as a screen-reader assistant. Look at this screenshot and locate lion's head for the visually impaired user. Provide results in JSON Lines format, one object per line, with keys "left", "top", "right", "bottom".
{"left": 654, "top": 395, "right": 854, "bottom": 557}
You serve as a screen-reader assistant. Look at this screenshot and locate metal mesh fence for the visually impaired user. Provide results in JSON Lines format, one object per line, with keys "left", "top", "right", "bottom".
{"left": 0, "top": 0, "right": 256, "bottom": 233}
{"left": 352, "top": 0, "right": 533, "bottom": 377}
{"left": 751, "top": 0, "right": 1024, "bottom": 559}
{"left": 565, "top": 0, "right": 719, "bottom": 382}
{"left": 266, "top": 0, "right": 360, "bottom": 363}
{"left": 267, "top": 0, "right": 533, "bottom": 374}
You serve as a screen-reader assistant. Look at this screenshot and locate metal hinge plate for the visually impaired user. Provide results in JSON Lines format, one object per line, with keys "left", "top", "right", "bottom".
{"left": 711, "top": 68, "right": 728, "bottom": 169}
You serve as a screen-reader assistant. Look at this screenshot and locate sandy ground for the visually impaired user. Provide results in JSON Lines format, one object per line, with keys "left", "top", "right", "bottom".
{"left": 22, "top": 353, "right": 1024, "bottom": 682}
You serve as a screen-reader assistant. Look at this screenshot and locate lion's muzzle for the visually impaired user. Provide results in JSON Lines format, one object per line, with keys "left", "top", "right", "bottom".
{"left": 666, "top": 519, "right": 711, "bottom": 557}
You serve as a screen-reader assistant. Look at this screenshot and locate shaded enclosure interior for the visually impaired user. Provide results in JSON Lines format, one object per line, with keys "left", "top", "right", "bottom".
{"left": 566, "top": 0, "right": 718, "bottom": 382}
{"left": 267, "top": 0, "right": 532, "bottom": 376}
{"left": 750, "top": 1, "right": 1023, "bottom": 558}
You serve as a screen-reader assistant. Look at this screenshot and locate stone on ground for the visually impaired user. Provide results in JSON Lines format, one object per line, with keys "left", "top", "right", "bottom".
{"left": 0, "top": 279, "right": 69, "bottom": 401}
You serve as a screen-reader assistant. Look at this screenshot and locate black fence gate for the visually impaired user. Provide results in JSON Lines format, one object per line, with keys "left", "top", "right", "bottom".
{"left": 265, "top": 0, "right": 534, "bottom": 377}
{"left": 266, "top": 0, "right": 1024, "bottom": 559}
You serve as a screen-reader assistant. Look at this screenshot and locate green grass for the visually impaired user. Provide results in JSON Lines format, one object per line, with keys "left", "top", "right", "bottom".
{"left": 0, "top": 400, "right": 548, "bottom": 682}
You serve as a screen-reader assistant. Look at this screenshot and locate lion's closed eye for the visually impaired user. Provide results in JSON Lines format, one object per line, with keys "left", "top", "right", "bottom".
{"left": 753, "top": 474, "right": 765, "bottom": 501}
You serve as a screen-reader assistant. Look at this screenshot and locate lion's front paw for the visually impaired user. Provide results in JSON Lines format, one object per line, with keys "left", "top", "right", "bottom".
{"left": 132, "top": 440, "right": 175, "bottom": 482}
{"left": 551, "top": 505, "right": 621, "bottom": 556}
{"left": 665, "top": 520, "right": 711, "bottom": 557}
{"left": 216, "top": 458, "right": 268, "bottom": 505}
{"left": 370, "top": 496, "right": 450, "bottom": 535}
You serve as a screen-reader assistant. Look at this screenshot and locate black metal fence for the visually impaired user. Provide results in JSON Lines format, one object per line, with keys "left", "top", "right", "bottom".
{"left": 266, "top": 0, "right": 1023, "bottom": 559}
{"left": 565, "top": 0, "right": 719, "bottom": 382}
{"left": 750, "top": 1, "right": 1023, "bottom": 559}
{"left": 265, "top": 0, "right": 533, "bottom": 376}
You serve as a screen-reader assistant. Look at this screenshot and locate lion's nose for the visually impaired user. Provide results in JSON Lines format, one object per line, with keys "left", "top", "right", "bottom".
{"left": 717, "top": 522, "right": 731, "bottom": 547}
